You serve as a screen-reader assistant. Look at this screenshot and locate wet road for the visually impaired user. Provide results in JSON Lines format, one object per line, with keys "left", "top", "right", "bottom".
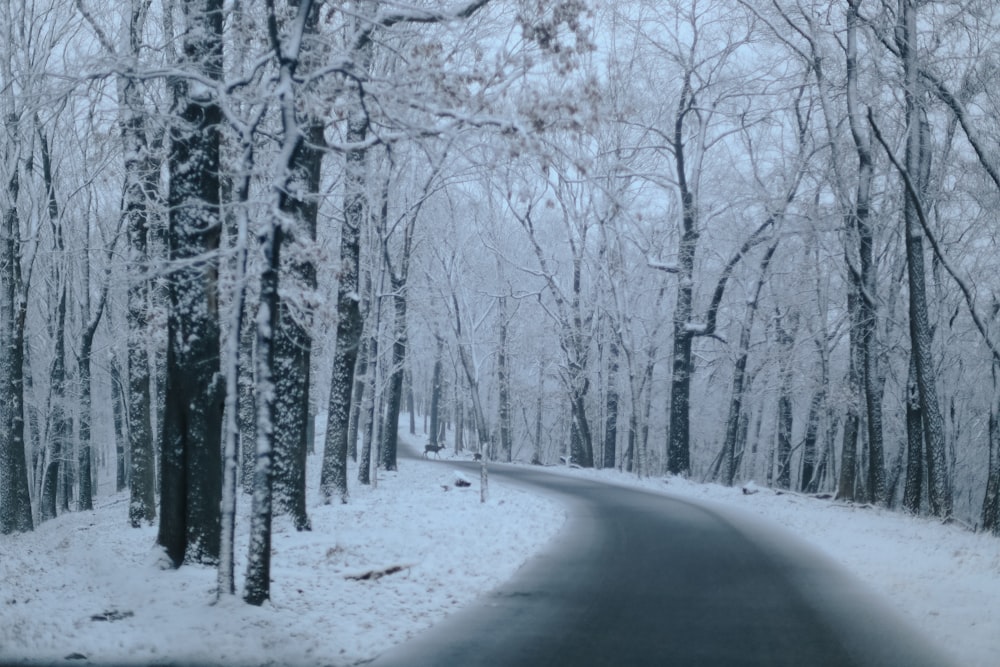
{"left": 372, "top": 462, "right": 953, "bottom": 667}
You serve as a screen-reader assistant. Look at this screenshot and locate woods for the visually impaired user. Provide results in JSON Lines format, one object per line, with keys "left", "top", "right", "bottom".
{"left": 4, "top": 0, "right": 1000, "bottom": 611}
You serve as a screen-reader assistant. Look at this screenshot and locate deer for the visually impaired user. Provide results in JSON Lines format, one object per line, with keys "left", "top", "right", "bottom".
{"left": 423, "top": 443, "right": 444, "bottom": 459}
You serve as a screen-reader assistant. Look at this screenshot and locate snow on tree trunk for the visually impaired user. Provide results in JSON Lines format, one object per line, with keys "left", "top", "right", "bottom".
{"left": 320, "top": 28, "right": 369, "bottom": 502}
{"left": 244, "top": 223, "right": 282, "bottom": 606}
{"left": 0, "top": 108, "right": 32, "bottom": 534}
{"left": 899, "top": 0, "right": 950, "bottom": 518}
{"left": 157, "top": 0, "right": 225, "bottom": 567}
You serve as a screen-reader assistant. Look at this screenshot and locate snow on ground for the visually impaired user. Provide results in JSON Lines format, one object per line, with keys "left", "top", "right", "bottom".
{"left": 3, "top": 422, "right": 998, "bottom": 667}
{"left": 0, "top": 431, "right": 566, "bottom": 666}
{"left": 548, "top": 465, "right": 1000, "bottom": 667}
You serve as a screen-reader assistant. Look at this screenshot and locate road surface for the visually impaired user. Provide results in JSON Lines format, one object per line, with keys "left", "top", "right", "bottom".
{"left": 372, "top": 461, "right": 953, "bottom": 667}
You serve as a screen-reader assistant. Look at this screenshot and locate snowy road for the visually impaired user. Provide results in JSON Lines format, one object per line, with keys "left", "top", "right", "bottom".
{"left": 372, "top": 462, "right": 954, "bottom": 667}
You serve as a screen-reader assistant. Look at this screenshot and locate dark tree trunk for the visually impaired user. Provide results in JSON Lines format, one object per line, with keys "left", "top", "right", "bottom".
{"left": 799, "top": 387, "right": 824, "bottom": 493}
{"left": 455, "top": 396, "right": 465, "bottom": 455}
{"left": 720, "top": 243, "right": 776, "bottom": 486}
{"left": 428, "top": 338, "right": 444, "bottom": 448}
{"left": 602, "top": 339, "right": 619, "bottom": 470}
{"left": 900, "top": 0, "right": 950, "bottom": 517}
{"left": 903, "top": 352, "right": 923, "bottom": 513}
{"left": 380, "top": 285, "right": 407, "bottom": 471}
{"left": 158, "top": 0, "right": 225, "bottom": 567}
{"left": 0, "top": 138, "right": 33, "bottom": 534}
{"left": 272, "top": 115, "right": 323, "bottom": 531}
{"left": 42, "top": 286, "right": 70, "bottom": 521}
{"left": 983, "top": 383, "right": 1000, "bottom": 534}
{"left": 775, "top": 311, "right": 797, "bottom": 490}
{"left": 846, "top": 0, "right": 886, "bottom": 505}
{"left": 110, "top": 356, "right": 128, "bottom": 493}
{"left": 122, "top": 58, "right": 157, "bottom": 525}
{"left": 838, "top": 283, "right": 862, "bottom": 502}
{"left": 320, "top": 28, "right": 369, "bottom": 503}
{"left": 497, "top": 298, "right": 513, "bottom": 463}
{"left": 666, "top": 72, "right": 698, "bottom": 477}
{"left": 244, "top": 219, "right": 282, "bottom": 607}
{"left": 406, "top": 367, "right": 416, "bottom": 435}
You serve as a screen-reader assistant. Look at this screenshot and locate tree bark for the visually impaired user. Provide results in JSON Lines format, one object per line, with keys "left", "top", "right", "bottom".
{"left": 244, "top": 220, "right": 282, "bottom": 606}
{"left": 497, "top": 297, "right": 513, "bottom": 463}
{"left": 272, "top": 0, "right": 324, "bottom": 531}
{"left": 158, "top": 0, "right": 225, "bottom": 567}
{"left": 899, "top": 0, "right": 950, "bottom": 518}
{"left": 847, "top": 0, "right": 885, "bottom": 505}
{"left": 0, "top": 108, "right": 33, "bottom": 534}
{"left": 320, "top": 12, "right": 370, "bottom": 503}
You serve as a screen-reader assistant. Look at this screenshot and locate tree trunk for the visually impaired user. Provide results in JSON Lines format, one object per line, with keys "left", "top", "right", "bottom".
{"left": 775, "top": 311, "right": 797, "bottom": 490}
{"left": 846, "top": 0, "right": 886, "bottom": 505}
{"left": 319, "top": 20, "right": 370, "bottom": 503}
{"left": 602, "top": 339, "right": 619, "bottom": 470}
{"left": 244, "top": 220, "right": 282, "bottom": 606}
{"left": 666, "top": 73, "right": 698, "bottom": 477}
{"left": 110, "top": 356, "right": 128, "bottom": 492}
{"left": 903, "top": 352, "right": 923, "bottom": 513}
{"left": 900, "top": 0, "right": 950, "bottom": 517}
{"left": 41, "top": 285, "right": 70, "bottom": 521}
{"left": 982, "top": 381, "right": 1000, "bottom": 534}
{"left": 838, "top": 282, "right": 862, "bottom": 502}
{"left": 0, "top": 118, "right": 33, "bottom": 534}
{"left": 380, "top": 277, "right": 408, "bottom": 471}
{"left": 497, "top": 297, "right": 513, "bottom": 463}
{"left": 158, "top": 0, "right": 225, "bottom": 567}
{"left": 406, "top": 367, "right": 416, "bottom": 435}
{"left": 428, "top": 338, "right": 444, "bottom": 448}
{"left": 238, "top": 306, "right": 256, "bottom": 494}
{"left": 272, "top": 116, "right": 323, "bottom": 531}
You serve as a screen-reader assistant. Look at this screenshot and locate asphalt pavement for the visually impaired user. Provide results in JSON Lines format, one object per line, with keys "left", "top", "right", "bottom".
{"left": 371, "top": 460, "right": 955, "bottom": 667}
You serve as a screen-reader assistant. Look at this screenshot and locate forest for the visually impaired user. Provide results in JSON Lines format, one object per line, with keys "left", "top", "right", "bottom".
{"left": 1, "top": 0, "right": 1000, "bottom": 605}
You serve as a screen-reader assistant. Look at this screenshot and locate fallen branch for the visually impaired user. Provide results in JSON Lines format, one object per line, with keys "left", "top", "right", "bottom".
{"left": 344, "top": 564, "right": 413, "bottom": 582}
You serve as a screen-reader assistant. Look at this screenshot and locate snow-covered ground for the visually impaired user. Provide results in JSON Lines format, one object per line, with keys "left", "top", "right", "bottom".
{"left": 2, "top": 424, "right": 998, "bottom": 666}
{"left": 0, "top": 434, "right": 565, "bottom": 666}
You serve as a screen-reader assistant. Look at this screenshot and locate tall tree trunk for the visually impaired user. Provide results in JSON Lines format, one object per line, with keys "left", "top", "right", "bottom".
{"left": 602, "top": 339, "right": 619, "bottom": 470}
{"left": 720, "top": 243, "right": 776, "bottom": 486}
{"left": 903, "top": 352, "right": 923, "bottom": 513}
{"left": 775, "top": 311, "right": 797, "bottom": 490}
{"left": 272, "top": 121, "right": 323, "bottom": 530}
{"left": 982, "top": 377, "right": 1000, "bottom": 534}
{"left": 238, "top": 307, "right": 256, "bottom": 493}
{"left": 497, "top": 297, "right": 513, "bottom": 463}
{"left": 899, "top": 0, "right": 950, "bottom": 517}
{"left": 320, "top": 14, "right": 370, "bottom": 503}
{"left": 428, "top": 337, "right": 444, "bottom": 448}
{"left": 0, "top": 110, "right": 33, "bottom": 534}
{"left": 110, "top": 356, "right": 127, "bottom": 492}
{"left": 380, "top": 277, "right": 408, "bottom": 471}
{"left": 41, "top": 285, "right": 70, "bottom": 521}
{"left": 847, "top": 0, "right": 886, "bottom": 505}
{"left": 119, "top": 14, "right": 158, "bottom": 524}
{"left": 158, "top": 0, "right": 225, "bottom": 567}
{"left": 666, "top": 73, "right": 697, "bottom": 477}
{"left": 838, "top": 285, "right": 862, "bottom": 502}
{"left": 244, "top": 220, "right": 282, "bottom": 606}
{"left": 406, "top": 367, "right": 416, "bottom": 435}
{"left": 272, "top": 0, "right": 323, "bottom": 530}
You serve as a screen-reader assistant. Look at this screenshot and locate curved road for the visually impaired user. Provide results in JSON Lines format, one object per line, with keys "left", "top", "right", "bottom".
{"left": 372, "top": 461, "right": 953, "bottom": 667}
